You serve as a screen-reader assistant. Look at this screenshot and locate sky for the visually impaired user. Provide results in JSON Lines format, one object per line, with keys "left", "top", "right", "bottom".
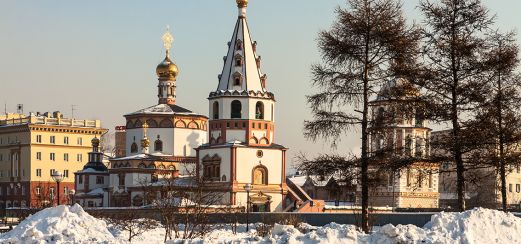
{"left": 1, "top": 0, "right": 521, "bottom": 171}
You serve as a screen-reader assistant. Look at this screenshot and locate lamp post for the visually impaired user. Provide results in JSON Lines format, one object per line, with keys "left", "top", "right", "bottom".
{"left": 51, "top": 171, "right": 64, "bottom": 206}
{"left": 243, "top": 183, "right": 252, "bottom": 232}
{"left": 69, "top": 189, "right": 76, "bottom": 206}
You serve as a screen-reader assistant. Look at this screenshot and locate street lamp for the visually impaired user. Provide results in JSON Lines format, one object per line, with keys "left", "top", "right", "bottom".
{"left": 243, "top": 183, "right": 252, "bottom": 232}
{"left": 51, "top": 171, "right": 64, "bottom": 206}
{"left": 69, "top": 189, "right": 76, "bottom": 206}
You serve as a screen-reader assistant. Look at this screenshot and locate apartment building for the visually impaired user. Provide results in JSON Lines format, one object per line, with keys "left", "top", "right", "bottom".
{"left": 0, "top": 112, "right": 107, "bottom": 208}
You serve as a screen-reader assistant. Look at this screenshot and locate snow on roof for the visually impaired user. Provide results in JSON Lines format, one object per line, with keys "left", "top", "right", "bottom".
{"left": 78, "top": 168, "right": 107, "bottom": 173}
{"left": 125, "top": 103, "right": 197, "bottom": 116}
{"left": 287, "top": 175, "right": 307, "bottom": 187}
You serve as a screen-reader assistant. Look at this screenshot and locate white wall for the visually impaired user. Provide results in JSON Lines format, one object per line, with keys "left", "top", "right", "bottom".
{"left": 198, "top": 147, "right": 231, "bottom": 182}
{"left": 235, "top": 147, "right": 283, "bottom": 185}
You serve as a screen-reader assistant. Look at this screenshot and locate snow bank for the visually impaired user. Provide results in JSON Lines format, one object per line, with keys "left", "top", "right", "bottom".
{"left": 368, "top": 207, "right": 521, "bottom": 244}
{"left": 0, "top": 204, "right": 116, "bottom": 244}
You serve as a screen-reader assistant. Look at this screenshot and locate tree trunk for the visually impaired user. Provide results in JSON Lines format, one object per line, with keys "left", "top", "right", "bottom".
{"left": 497, "top": 69, "right": 507, "bottom": 211}
{"left": 360, "top": 32, "right": 370, "bottom": 233}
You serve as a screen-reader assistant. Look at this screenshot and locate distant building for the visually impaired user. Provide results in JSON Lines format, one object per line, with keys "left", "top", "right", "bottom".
{"left": 0, "top": 112, "right": 107, "bottom": 208}
{"left": 433, "top": 130, "right": 521, "bottom": 209}
{"left": 363, "top": 78, "right": 439, "bottom": 208}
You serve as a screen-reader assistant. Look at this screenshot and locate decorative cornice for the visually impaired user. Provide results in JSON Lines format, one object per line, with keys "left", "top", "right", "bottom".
{"left": 208, "top": 90, "right": 275, "bottom": 100}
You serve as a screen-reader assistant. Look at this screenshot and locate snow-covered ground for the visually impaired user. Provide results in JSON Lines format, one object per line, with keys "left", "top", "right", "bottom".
{"left": 1, "top": 204, "right": 520, "bottom": 243}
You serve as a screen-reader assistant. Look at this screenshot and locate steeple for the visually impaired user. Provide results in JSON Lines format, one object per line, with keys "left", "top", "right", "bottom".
{"left": 156, "top": 26, "right": 178, "bottom": 105}
{"left": 216, "top": 0, "right": 267, "bottom": 92}
{"left": 83, "top": 136, "right": 108, "bottom": 172}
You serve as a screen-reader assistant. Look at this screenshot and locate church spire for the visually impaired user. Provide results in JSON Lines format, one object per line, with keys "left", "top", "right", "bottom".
{"left": 215, "top": 0, "right": 266, "bottom": 93}
{"left": 156, "top": 26, "right": 178, "bottom": 105}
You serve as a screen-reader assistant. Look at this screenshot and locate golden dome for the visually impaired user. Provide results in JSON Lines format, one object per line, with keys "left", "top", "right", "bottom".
{"left": 156, "top": 55, "right": 179, "bottom": 80}
{"left": 236, "top": 0, "right": 248, "bottom": 8}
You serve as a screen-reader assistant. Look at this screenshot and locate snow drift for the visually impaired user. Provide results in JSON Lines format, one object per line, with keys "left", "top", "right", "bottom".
{"left": 1, "top": 206, "right": 520, "bottom": 243}
{"left": 0, "top": 204, "right": 115, "bottom": 244}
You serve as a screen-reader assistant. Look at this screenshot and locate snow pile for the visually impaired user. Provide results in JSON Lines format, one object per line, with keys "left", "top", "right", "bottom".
{"left": 0, "top": 204, "right": 116, "bottom": 243}
{"left": 368, "top": 207, "right": 521, "bottom": 243}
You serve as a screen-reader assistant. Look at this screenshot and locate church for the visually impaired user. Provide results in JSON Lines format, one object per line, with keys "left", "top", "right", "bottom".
{"left": 74, "top": 0, "right": 288, "bottom": 211}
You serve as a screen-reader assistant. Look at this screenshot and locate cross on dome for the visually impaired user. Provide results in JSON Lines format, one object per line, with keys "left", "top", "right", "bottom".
{"left": 162, "top": 26, "right": 174, "bottom": 57}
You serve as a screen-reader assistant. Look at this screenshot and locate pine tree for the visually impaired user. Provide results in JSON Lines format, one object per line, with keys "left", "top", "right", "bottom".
{"left": 304, "top": 0, "right": 419, "bottom": 232}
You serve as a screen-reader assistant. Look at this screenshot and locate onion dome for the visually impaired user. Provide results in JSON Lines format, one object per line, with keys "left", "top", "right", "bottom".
{"left": 156, "top": 55, "right": 178, "bottom": 80}
{"left": 236, "top": 0, "right": 248, "bottom": 8}
{"left": 91, "top": 136, "right": 100, "bottom": 148}
{"left": 377, "top": 78, "right": 419, "bottom": 101}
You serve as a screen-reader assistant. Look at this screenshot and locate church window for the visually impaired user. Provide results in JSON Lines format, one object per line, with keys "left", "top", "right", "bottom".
{"left": 252, "top": 166, "right": 268, "bottom": 185}
{"left": 119, "top": 174, "right": 126, "bottom": 186}
{"left": 255, "top": 102, "right": 264, "bottom": 119}
{"left": 160, "top": 119, "right": 173, "bottom": 128}
{"left": 234, "top": 122, "right": 238, "bottom": 128}
{"left": 406, "top": 169, "right": 412, "bottom": 187}
{"left": 234, "top": 77, "right": 241, "bottom": 86}
{"left": 243, "top": 122, "right": 246, "bottom": 128}
{"left": 415, "top": 110, "right": 424, "bottom": 127}
{"left": 96, "top": 176, "right": 104, "bottom": 184}
{"left": 202, "top": 155, "right": 221, "bottom": 181}
{"left": 256, "top": 150, "right": 263, "bottom": 158}
{"left": 375, "top": 107, "right": 385, "bottom": 127}
{"left": 428, "top": 173, "right": 433, "bottom": 189}
{"left": 213, "top": 102, "right": 219, "bottom": 119}
{"left": 405, "top": 136, "right": 412, "bottom": 156}
{"left": 146, "top": 119, "right": 158, "bottom": 128}
{"left": 78, "top": 175, "right": 83, "bottom": 184}
{"left": 154, "top": 137, "right": 163, "bottom": 152}
{"left": 231, "top": 100, "right": 242, "bottom": 118}
{"left": 222, "top": 175, "right": 227, "bottom": 181}
{"left": 417, "top": 171, "right": 423, "bottom": 188}
{"left": 236, "top": 40, "right": 243, "bottom": 50}
{"left": 226, "top": 122, "right": 230, "bottom": 128}
{"left": 131, "top": 143, "right": 138, "bottom": 153}
{"left": 235, "top": 54, "right": 243, "bottom": 67}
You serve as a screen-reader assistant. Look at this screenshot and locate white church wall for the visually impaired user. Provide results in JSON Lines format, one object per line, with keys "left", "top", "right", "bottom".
{"left": 173, "top": 128, "right": 207, "bottom": 157}
{"left": 88, "top": 174, "right": 109, "bottom": 190}
{"left": 220, "top": 97, "right": 251, "bottom": 120}
{"left": 198, "top": 147, "right": 231, "bottom": 182}
{"left": 235, "top": 147, "right": 283, "bottom": 185}
{"left": 247, "top": 99, "right": 274, "bottom": 122}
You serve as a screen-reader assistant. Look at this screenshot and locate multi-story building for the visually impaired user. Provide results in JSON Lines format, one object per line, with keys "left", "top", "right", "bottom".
{"left": 0, "top": 112, "right": 107, "bottom": 208}
{"left": 363, "top": 78, "right": 439, "bottom": 208}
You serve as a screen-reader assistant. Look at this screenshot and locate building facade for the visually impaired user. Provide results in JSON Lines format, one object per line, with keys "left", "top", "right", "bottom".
{"left": 0, "top": 112, "right": 107, "bottom": 208}
{"left": 196, "top": 0, "right": 288, "bottom": 212}
{"left": 364, "top": 78, "right": 439, "bottom": 208}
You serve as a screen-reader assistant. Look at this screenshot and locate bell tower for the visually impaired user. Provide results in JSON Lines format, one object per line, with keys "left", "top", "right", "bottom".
{"left": 208, "top": 0, "right": 275, "bottom": 146}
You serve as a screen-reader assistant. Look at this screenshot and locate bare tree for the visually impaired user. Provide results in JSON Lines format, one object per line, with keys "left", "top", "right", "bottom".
{"left": 418, "top": 0, "right": 495, "bottom": 211}
{"left": 474, "top": 31, "right": 521, "bottom": 211}
{"left": 103, "top": 211, "right": 159, "bottom": 242}
{"left": 304, "top": 0, "right": 419, "bottom": 232}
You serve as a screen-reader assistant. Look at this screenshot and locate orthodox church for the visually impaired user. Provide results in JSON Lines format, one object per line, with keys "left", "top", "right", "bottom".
{"left": 195, "top": 0, "right": 288, "bottom": 212}
{"left": 74, "top": 0, "right": 288, "bottom": 211}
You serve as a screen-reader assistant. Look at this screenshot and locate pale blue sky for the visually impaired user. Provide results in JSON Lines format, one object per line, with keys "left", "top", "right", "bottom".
{"left": 1, "top": 0, "right": 520, "bottom": 170}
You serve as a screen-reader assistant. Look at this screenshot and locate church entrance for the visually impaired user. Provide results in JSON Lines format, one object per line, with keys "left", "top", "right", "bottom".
{"left": 250, "top": 192, "right": 271, "bottom": 212}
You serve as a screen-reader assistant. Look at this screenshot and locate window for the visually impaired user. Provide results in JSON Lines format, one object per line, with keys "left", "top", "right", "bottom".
{"left": 21, "top": 186, "right": 26, "bottom": 196}
{"left": 78, "top": 175, "right": 83, "bottom": 184}
{"left": 213, "top": 102, "right": 219, "bottom": 119}
{"left": 234, "top": 77, "right": 241, "bottom": 86}
{"left": 50, "top": 153, "right": 55, "bottom": 161}
{"left": 130, "top": 143, "right": 138, "bottom": 153}
{"left": 50, "top": 187, "right": 55, "bottom": 196}
{"left": 154, "top": 139, "right": 163, "bottom": 152}
{"left": 405, "top": 136, "right": 412, "bottom": 156}
{"left": 64, "top": 186, "right": 68, "bottom": 195}
{"left": 202, "top": 155, "right": 221, "bottom": 181}
{"left": 235, "top": 54, "right": 243, "bottom": 66}
{"left": 96, "top": 176, "right": 104, "bottom": 184}
{"left": 517, "top": 184, "right": 520, "bottom": 193}
{"left": 50, "top": 136, "right": 55, "bottom": 144}
{"left": 64, "top": 153, "right": 69, "bottom": 162}
{"left": 255, "top": 101, "right": 264, "bottom": 119}
{"left": 253, "top": 166, "right": 268, "bottom": 185}
{"left": 50, "top": 169, "right": 55, "bottom": 176}
{"left": 64, "top": 170, "right": 69, "bottom": 178}
{"left": 36, "top": 152, "right": 41, "bottom": 160}
{"left": 428, "top": 173, "right": 433, "bottom": 188}
{"left": 36, "top": 169, "right": 41, "bottom": 177}
{"left": 77, "top": 137, "right": 83, "bottom": 145}
{"left": 230, "top": 100, "right": 242, "bottom": 118}
{"left": 77, "top": 154, "right": 83, "bottom": 162}
{"left": 36, "top": 135, "right": 42, "bottom": 143}
{"left": 509, "top": 184, "right": 513, "bottom": 192}
{"left": 118, "top": 174, "right": 125, "bottom": 186}
{"left": 0, "top": 186, "right": 2, "bottom": 196}
{"left": 35, "top": 187, "right": 41, "bottom": 195}
{"left": 64, "top": 136, "right": 69, "bottom": 145}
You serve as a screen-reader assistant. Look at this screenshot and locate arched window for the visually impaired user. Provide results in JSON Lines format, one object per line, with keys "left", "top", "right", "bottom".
{"left": 235, "top": 54, "right": 243, "bottom": 67}
{"left": 236, "top": 40, "right": 243, "bottom": 50}
{"left": 213, "top": 101, "right": 219, "bottom": 119}
{"left": 130, "top": 143, "right": 138, "bottom": 153}
{"left": 146, "top": 119, "right": 158, "bottom": 128}
{"left": 375, "top": 107, "right": 385, "bottom": 126}
{"left": 231, "top": 100, "right": 242, "bottom": 118}
{"left": 255, "top": 102, "right": 264, "bottom": 119}
{"left": 233, "top": 72, "right": 242, "bottom": 86}
{"left": 252, "top": 166, "right": 268, "bottom": 185}
{"left": 154, "top": 139, "right": 163, "bottom": 152}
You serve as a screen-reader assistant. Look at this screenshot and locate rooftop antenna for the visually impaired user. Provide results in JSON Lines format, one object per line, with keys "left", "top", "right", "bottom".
{"left": 71, "top": 105, "right": 76, "bottom": 119}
